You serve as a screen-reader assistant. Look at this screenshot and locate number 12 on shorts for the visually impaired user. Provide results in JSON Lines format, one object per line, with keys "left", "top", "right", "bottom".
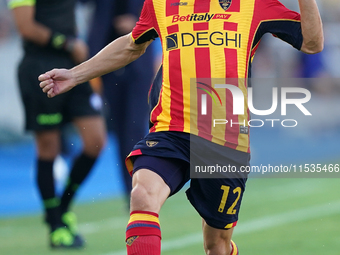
{"left": 218, "top": 185, "right": 241, "bottom": 214}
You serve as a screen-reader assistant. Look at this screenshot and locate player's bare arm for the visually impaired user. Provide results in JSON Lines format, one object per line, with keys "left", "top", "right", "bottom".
{"left": 298, "top": 0, "right": 324, "bottom": 54}
{"left": 39, "top": 34, "right": 152, "bottom": 98}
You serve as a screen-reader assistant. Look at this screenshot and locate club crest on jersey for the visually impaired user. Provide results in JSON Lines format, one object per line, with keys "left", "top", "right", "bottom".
{"left": 146, "top": 141, "right": 159, "bottom": 147}
{"left": 219, "top": 0, "right": 232, "bottom": 11}
{"left": 126, "top": 236, "right": 139, "bottom": 246}
{"left": 166, "top": 34, "right": 178, "bottom": 51}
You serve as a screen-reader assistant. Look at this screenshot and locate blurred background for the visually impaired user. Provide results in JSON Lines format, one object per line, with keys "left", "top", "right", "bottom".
{"left": 0, "top": 0, "right": 340, "bottom": 254}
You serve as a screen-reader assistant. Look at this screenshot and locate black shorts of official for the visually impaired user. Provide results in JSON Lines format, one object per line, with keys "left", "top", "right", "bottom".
{"left": 18, "top": 52, "right": 102, "bottom": 131}
{"left": 126, "top": 131, "right": 250, "bottom": 230}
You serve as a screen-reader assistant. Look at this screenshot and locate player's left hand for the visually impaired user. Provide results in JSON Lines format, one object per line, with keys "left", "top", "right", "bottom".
{"left": 38, "top": 68, "right": 76, "bottom": 98}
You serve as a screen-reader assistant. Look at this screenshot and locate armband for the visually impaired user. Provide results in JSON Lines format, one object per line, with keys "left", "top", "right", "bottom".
{"left": 47, "top": 32, "right": 76, "bottom": 53}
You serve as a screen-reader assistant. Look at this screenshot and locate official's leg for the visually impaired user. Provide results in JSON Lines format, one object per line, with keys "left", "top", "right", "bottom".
{"left": 74, "top": 115, "right": 106, "bottom": 157}
{"left": 60, "top": 116, "right": 106, "bottom": 215}
{"left": 18, "top": 43, "right": 93, "bottom": 248}
{"left": 36, "top": 130, "right": 61, "bottom": 160}
{"left": 35, "top": 130, "right": 62, "bottom": 230}
{"left": 36, "top": 130, "right": 79, "bottom": 247}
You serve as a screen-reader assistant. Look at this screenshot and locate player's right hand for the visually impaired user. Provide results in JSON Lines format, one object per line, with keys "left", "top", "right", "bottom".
{"left": 38, "top": 69, "right": 76, "bottom": 98}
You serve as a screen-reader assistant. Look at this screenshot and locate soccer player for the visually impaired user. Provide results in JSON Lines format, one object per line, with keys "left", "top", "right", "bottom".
{"left": 9, "top": 0, "right": 106, "bottom": 249}
{"left": 39, "top": 0, "right": 323, "bottom": 254}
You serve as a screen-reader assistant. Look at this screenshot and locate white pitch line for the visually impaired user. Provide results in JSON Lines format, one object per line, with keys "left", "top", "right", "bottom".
{"left": 79, "top": 216, "right": 128, "bottom": 234}
{"left": 102, "top": 200, "right": 340, "bottom": 255}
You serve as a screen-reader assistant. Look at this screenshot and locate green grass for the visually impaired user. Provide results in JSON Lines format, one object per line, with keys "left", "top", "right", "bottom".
{"left": 1, "top": 178, "right": 340, "bottom": 255}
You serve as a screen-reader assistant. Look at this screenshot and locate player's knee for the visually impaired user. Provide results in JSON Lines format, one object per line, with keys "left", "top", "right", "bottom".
{"left": 130, "top": 183, "right": 160, "bottom": 212}
{"left": 204, "top": 238, "right": 232, "bottom": 255}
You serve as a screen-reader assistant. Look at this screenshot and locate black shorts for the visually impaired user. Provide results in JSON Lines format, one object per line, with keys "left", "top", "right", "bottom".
{"left": 18, "top": 52, "right": 102, "bottom": 131}
{"left": 126, "top": 131, "right": 250, "bottom": 229}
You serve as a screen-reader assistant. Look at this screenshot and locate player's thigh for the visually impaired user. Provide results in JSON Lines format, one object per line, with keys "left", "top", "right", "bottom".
{"left": 130, "top": 168, "right": 170, "bottom": 213}
{"left": 131, "top": 155, "right": 190, "bottom": 213}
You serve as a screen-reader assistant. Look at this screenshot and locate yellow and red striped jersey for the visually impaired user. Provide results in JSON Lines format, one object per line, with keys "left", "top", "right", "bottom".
{"left": 131, "top": 0, "right": 302, "bottom": 153}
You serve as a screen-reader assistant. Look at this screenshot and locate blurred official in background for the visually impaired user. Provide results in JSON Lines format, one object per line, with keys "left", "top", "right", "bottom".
{"left": 8, "top": 0, "right": 106, "bottom": 248}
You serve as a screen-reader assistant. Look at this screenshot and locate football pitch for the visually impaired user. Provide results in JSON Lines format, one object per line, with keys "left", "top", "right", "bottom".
{"left": 1, "top": 177, "right": 339, "bottom": 255}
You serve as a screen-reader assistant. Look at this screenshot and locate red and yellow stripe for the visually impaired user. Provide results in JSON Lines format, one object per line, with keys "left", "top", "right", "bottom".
{"left": 149, "top": 0, "right": 256, "bottom": 152}
{"left": 231, "top": 240, "right": 239, "bottom": 255}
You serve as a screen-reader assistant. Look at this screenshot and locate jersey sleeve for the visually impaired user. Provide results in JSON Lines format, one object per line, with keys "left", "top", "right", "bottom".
{"left": 256, "top": 0, "right": 303, "bottom": 50}
{"left": 131, "top": 0, "right": 158, "bottom": 44}
{"left": 7, "top": 0, "right": 35, "bottom": 9}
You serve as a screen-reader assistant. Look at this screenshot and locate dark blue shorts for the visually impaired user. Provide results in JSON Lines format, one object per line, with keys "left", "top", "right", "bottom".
{"left": 126, "top": 131, "right": 250, "bottom": 229}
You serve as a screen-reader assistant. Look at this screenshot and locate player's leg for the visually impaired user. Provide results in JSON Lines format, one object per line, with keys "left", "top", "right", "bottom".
{"left": 202, "top": 221, "right": 238, "bottom": 255}
{"left": 187, "top": 177, "right": 243, "bottom": 255}
{"left": 126, "top": 168, "right": 169, "bottom": 255}
{"left": 187, "top": 135, "right": 249, "bottom": 255}
{"left": 188, "top": 175, "right": 245, "bottom": 255}
{"left": 59, "top": 115, "right": 106, "bottom": 216}
{"left": 126, "top": 154, "right": 189, "bottom": 255}
{"left": 130, "top": 169, "right": 170, "bottom": 212}
{"left": 188, "top": 177, "right": 243, "bottom": 255}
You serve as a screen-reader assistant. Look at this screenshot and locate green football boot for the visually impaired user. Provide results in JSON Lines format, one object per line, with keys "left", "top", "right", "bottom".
{"left": 61, "top": 211, "right": 85, "bottom": 247}
{"left": 50, "top": 227, "right": 84, "bottom": 249}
